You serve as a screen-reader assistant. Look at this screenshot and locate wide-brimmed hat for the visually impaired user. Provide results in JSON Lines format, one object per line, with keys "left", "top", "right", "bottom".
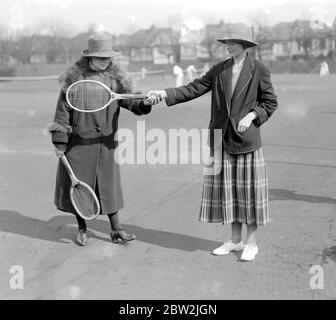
{"left": 217, "top": 23, "right": 258, "bottom": 48}
{"left": 82, "top": 32, "right": 121, "bottom": 58}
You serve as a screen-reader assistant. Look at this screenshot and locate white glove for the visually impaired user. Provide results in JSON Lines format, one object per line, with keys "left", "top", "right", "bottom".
{"left": 146, "top": 90, "right": 167, "bottom": 105}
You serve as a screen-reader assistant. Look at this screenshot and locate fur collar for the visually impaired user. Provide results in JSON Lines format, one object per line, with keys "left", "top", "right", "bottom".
{"left": 59, "top": 57, "right": 133, "bottom": 93}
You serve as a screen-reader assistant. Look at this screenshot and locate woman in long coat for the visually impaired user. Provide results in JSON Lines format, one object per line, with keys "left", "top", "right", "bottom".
{"left": 148, "top": 25, "right": 278, "bottom": 261}
{"left": 48, "top": 32, "right": 152, "bottom": 246}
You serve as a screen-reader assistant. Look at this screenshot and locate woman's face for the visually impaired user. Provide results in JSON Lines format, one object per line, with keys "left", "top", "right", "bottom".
{"left": 91, "top": 57, "right": 111, "bottom": 70}
{"left": 225, "top": 41, "right": 245, "bottom": 58}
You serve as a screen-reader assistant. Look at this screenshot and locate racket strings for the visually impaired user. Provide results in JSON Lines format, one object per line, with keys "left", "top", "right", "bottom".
{"left": 67, "top": 82, "right": 111, "bottom": 111}
{"left": 72, "top": 183, "right": 99, "bottom": 218}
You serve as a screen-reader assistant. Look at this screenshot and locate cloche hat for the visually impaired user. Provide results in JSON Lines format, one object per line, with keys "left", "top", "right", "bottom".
{"left": 82, "top": 32, "right": 121, "bottom": 58}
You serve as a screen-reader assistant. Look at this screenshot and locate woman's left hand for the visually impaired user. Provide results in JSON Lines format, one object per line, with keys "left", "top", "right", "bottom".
{"left": 143, "top": 99, "right": 153, "bottom": 106}
{"left": 237, "top": 112, "right": 257, "bottom": 133}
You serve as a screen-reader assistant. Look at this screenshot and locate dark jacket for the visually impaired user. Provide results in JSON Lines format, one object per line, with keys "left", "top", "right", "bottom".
{"left": 165, "top": 54, "right": 278, "bottom": 154}
{"left": 49, "top": 58, "right": 151, "bottom": 214}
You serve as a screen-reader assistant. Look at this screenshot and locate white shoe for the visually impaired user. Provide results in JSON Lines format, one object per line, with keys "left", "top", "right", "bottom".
{"left": 212, "top": 240, "right": 244, "bottom": 255}
{"left": 240, "top": 244, "right": 258, "bottom": 261}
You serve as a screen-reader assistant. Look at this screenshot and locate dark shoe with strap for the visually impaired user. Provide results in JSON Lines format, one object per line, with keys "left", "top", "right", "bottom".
{"left": 76, "top": 230, "right": 88, "bottom": 246}
{"left": 110, "top": 229, "right": 136, "bottom": 243}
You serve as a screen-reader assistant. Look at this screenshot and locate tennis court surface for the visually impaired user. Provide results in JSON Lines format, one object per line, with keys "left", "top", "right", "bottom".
{"left": 0, "top": 73, "right": 336, "bottom": 299}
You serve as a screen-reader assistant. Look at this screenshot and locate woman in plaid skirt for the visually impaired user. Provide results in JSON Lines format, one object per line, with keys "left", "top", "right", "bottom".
{"left": 148, "top": 24, "right": 277, "bottom": 261}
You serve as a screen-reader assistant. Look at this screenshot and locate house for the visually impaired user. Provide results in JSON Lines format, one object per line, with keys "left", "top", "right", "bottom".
{"left": 198, "top": 22, "right": 250, "bottom": 62}
{"left": 114, "top": 19, "right": 336, "bottom": 67}
{"left": 270, "top": 22, "right": 300, "bottom": 58}
{"left": 270, "top": 20, "right": 335, "bottom": 59}
{"left": 198, "top": 22, "right": 224, "bottom": 61}
{"left": 179, "top": 28, "right": 201, "bottom": 61}
{"left": 151, "top": 28, "right": 180, "bottom": 64}
{"left": 116, "top": 26, "right": 180, "bottom": 65}
{"left": 120, "top": 29, "right": 153, "bottom": 63}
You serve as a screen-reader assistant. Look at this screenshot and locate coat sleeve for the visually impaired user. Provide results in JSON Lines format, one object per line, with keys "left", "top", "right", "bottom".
{"left": 252, "top": 65, "right": 278, "bottom": 126}
{"left": 119, "top": 99, "right": 152, "bottom": 116}
{"left": 165, "top": 68, "right": 213, "bottom": 106}
{"left": 115, "top": 72, "right": 152, "bottom": 116}
{"left": 48, "top": 90, "right": 73, "bottom": 145}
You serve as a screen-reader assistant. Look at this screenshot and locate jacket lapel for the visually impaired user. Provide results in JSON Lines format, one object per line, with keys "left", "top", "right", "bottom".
{"left": 219, "top": 58, "right": 233, "bottom": 113}
{"left": 231, "top": 54, "right": 254, "bottom": 103}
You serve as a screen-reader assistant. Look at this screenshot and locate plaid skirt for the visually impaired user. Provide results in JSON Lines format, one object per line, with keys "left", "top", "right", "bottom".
{"left": 199, "top": 147, "right": 269, "bottom": 225}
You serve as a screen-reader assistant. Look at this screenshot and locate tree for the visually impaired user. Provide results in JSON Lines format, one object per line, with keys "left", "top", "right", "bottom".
{"left": 41, "top": 36, "right": 68, "bottom": 63}
{"left": 200, "top": 20, "right": 225, "bottom": 61}
{"left": 11, "top": 36, "right": 35, "bottom": 64}
{"left": 0, "top": 25, "right": 13, "bottom": 64}
{"left": 0, "top": 39, "right": 14, "bottom": 64}
{"left": 248, "top": 10, "right": 272, "bottom": 60}
{"left": 153, "top": 28, "right": 181, "bottom": 64}
{"left": 291, "top": 20, "right": 314, "bottom": 60}
{"left": 67, "top": 29, "right": 93, "bottom": 62}
{"left": 329, "top": 18, "right": 336, "bottom": 60}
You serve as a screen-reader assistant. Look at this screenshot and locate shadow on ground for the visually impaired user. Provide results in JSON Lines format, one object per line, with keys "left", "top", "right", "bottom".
{"left": 121, "top": 224, "right": 218, "bottom": 252}
{"left": 270, "top": 189, "right": 336, "bottom": 204}
{"left": 2, "top": 189, "right": 334, "bottom": 251}
{"left": 0, "top": 210, "right": 218, "bottom": 252}
{"left": 0, "top": 210, "right": 109, "bottom": 245}
{"left": 322, "top": 246, "right": 336, "bottom": 263}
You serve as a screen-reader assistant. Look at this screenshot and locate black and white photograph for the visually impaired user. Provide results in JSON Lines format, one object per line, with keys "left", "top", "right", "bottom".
{"left": 0, "top": 0, "right": 335, "bottom": 305}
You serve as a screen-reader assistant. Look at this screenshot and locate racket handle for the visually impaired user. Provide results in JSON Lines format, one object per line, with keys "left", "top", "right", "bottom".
{"left": 59, "top": 155, "right": 80, "bottom": 186}
{"left": 120, "top": 94, "right": 148, "bottom": 99}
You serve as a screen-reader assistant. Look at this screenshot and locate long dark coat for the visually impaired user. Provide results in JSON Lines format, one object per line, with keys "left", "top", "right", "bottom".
{"left": 165, "top": 53, "right": 278, "bottom": 154}
{"left": 49, "top": 58, "right": 151, "bottom": 215}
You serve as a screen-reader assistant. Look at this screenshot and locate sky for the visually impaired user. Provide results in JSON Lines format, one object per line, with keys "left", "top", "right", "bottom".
{"left": 0, "top": 0, "right": 336, "bottom": 37}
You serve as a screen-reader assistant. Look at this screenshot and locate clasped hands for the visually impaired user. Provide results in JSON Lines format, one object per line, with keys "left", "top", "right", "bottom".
{"left": 143, "top": 90, "right": 167, "bottom": 106}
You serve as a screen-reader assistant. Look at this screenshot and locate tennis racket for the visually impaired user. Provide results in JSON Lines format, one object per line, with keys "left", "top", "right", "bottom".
{"left": 55, "top": 151, "right": 100, "bottom": 220}
{"left": 66, "top": 79, "right": 147, "bottom": 112}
